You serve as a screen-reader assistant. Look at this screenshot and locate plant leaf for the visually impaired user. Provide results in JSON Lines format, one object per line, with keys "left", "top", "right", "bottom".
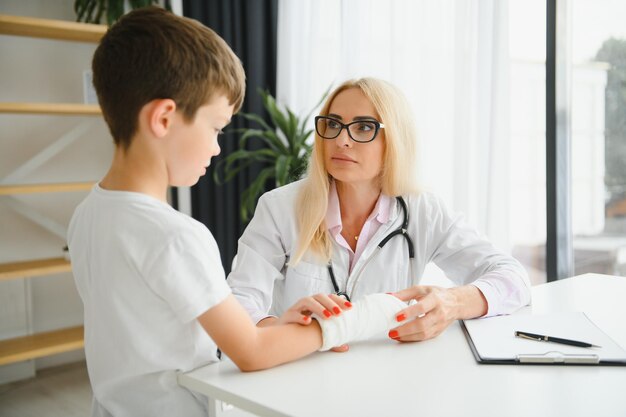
{"left": 295, "top": 128, "right": 314, "bottom": 150}
{"left": 221, "top": 149, "right": 266, "bottom": 170}
{"left": 106, "top": 0, "right": 123, "bottom": 25}
{"left": 213, "top": 148, "right": 277, "bottom": 185}
{"left": 275, "top": 154, "right": 290, "bottom": 186}
{"left": 236, "top": 128, "right": 264, "bottom": 146}
{"left": 236, "top": 128, "right": 285, "bottom": 153}
{"left": 85, "top": 0, "right": 98, "bottom": 23}
{"left": 75, "top": 0, "right": 90, "bottom": 22}
{"left": 223, "top": 149, "right": 275, "bottom": 172}
{"left": 261, "top": 90, "right": 291, "bottom": 143}
{"left": 94, "top": 0, "right": 105, "bottom": 23}
{"left": 239, "top": 112, "right": 273, "bottom": 132}
{"left": 286, "top": 108, "right": 299, "bottom": 149}
{"left": 240, "top": 168, "right": 273, "bottom": 221}
{"left": 299, "top": 84, "right": 331, "bottom": 134}
{"left": 215, "top": 86, "right": 330, "bottom": 221}
{"left": 213, "top": 155, "right": 254, "bottom": 185}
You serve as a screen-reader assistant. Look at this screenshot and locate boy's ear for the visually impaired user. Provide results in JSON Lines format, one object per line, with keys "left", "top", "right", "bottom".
{"left": 145, "top": 98, "right": 177, "bottom": 138}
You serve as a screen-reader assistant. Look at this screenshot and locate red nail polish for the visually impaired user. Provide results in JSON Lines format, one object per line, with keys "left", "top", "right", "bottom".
{"left": 344, "top": 301, "right": 352, "bottom": 307}
{"left": 396, "top": 313, "right": 406, "bottom": 322}
{"left": 302, "top": 315, "right": 309, "bottom": 321}
{"left": 389, "top": 330, "right": 399, "bottom": 339}
{"left": 332, "top": 306, "right": 341, "bottom": 315}
{"left": 323, "top": 310, "right": 332, "bottom": 318}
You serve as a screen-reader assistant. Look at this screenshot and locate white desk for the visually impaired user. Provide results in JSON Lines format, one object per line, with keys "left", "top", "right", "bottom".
{"left": 179, "top": 274, "right": 626, "bottom": 417}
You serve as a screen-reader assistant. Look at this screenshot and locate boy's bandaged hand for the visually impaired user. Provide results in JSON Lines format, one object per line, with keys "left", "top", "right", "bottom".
{"left": 314, "top": 293, "right": 407, "bottom": 351}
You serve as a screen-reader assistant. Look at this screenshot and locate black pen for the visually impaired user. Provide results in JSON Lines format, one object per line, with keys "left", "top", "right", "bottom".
{"left": 515, "top": 331, "right": 602, "bottom": 348}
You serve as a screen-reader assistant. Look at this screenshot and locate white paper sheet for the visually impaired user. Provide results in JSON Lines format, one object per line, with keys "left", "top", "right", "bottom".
{"left": 462, "top": 312, "right": 626, "bottom": 363}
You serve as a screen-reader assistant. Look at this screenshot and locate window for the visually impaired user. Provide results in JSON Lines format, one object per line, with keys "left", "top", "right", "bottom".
{"left": 571, "top": 0, "right": 626, "bottom": 277}
{"left": 509, "top": 0, "right": 548, "bottom": 284}
{"left": 278, "top": 0, "right": 622, "bottom": 283}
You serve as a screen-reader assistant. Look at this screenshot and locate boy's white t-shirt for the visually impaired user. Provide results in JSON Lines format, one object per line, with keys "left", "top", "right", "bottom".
{"left": 68, "top": 184, "right": 231, "bottom": 417}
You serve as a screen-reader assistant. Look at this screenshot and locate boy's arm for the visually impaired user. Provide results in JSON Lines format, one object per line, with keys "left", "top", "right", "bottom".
{"left": 198, "top": 293, "right": 406, "bottom": 371}
{"left": 197, "top": 295, "right": 322, "bottom": 372}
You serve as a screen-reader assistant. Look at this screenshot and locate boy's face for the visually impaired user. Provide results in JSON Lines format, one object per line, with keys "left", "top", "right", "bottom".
{"left": 165, "top": 94, "right": 234, "bottom": 187}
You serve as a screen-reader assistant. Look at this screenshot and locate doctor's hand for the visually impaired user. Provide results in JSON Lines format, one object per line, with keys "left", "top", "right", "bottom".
{"left": 278, "top": 294, "right": 352, "bottom": 353}
{"left": 387, "top": 285, "right": 488, "bottom": 342}
{"left": 257, "top": 294, "right": 352, "bottom": 352}
{"left": 261, "top": 292, "right": 352, "bottom": 322}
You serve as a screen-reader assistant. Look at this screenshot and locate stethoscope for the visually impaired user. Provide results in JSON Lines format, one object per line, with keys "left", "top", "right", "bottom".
{"left": 327, "top": 196, "right": 415, "bottom": 301}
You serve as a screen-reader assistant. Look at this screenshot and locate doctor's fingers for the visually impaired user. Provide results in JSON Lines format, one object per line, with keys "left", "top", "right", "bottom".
{"left": 393, "top": 292, "right": 439, "bottom": 323}
{"left": 309, "top": 293, "right": 352, "bottom": 316}
{"left": 276, "top": 310, "right": 316, "bottom": 326}
{"left": 389, "top": 314, "right": 443, "bottom": 342}
{"left": 330, "top": 344, "right": 350, "bottom": 353}
{"left": 313, "top": 294, "right": 352, "bottom": 317}
{"left": 392, "top": 285, "right": 434, "bottom": 303}
{"left": 394, "top": 324, "right": 446, "bottom": 342}
{"left": 328, "top": 293, "right": 353, "bottom": 311}
{"left": 294, "top": 294, "right": 349, "bottom": 319}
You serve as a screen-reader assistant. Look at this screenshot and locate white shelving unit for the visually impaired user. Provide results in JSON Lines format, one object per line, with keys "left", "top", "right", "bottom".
{"left": 0, "top": 13, "right": 106, "bottom": 367}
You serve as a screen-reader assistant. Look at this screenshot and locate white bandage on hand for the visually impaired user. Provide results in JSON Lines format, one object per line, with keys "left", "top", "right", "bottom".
{"left": 314, "top": 293, "right": 407, "bottom": 351}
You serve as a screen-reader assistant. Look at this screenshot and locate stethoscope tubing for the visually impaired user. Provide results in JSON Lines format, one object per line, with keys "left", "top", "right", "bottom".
{"left": 328, "top": 196, "right": 415, "bottom": 301}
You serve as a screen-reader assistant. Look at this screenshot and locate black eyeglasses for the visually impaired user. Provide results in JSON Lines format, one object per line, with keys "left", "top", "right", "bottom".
{"left": 315, "top": 116, "right": 385, "bottom": 143}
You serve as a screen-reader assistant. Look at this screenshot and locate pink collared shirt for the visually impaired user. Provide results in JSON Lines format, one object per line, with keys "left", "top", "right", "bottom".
{"left": 325, "top": 181, "right": 394, "bottom": 272}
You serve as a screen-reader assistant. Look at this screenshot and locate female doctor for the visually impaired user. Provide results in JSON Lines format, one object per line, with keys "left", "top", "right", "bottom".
{"left": 228, "top": 78, "right": 531, "bottom": 349}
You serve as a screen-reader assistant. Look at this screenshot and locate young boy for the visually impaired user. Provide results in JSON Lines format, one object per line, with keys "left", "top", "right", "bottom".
{"left": 68, "top": 7, "right": 404, "bottom": 417}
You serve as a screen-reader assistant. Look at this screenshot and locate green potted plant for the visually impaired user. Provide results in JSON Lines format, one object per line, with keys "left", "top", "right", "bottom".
{"left": 214, "top": 88, "right": 327, "bottom": 221}
{"left": 74, "top": 0, "right": 171, "bottom": 25}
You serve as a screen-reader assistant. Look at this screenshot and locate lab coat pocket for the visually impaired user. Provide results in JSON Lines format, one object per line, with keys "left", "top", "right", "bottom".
{"left": 283, "top": 260, "right": 333, "bottom": 307}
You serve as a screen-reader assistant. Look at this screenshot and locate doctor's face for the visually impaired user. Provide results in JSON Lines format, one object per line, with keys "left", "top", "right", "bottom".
{"left": 322, "top": 88, "right": 385, "bottom": 187}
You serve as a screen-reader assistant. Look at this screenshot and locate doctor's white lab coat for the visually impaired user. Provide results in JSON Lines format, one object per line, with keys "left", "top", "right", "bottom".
{"left": 228, "top": 180, "right": 531, "bottom": 324}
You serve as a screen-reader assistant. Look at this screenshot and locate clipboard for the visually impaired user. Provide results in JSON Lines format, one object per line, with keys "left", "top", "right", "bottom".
{"left": 461, "top": 312, "right": 626, "bottom": 366}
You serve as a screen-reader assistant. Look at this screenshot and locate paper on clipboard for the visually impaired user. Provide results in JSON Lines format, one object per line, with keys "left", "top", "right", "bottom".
{"left": 461, "top": 312, "right": 626, "bottom": 364}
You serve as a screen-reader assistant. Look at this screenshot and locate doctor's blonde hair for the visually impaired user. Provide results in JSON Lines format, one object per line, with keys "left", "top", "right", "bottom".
{"left": 292, "top": 78, "right": 420, "bottom": 265}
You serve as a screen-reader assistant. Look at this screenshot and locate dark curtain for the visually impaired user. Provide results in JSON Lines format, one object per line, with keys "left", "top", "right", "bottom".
{"left": 182, "top": 0, "right": 278, "bottom": 274}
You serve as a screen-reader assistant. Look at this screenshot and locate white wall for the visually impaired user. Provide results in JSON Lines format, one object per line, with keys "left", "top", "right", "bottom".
{"left": 0, "top": 0, "right": 113, "bottom": 382}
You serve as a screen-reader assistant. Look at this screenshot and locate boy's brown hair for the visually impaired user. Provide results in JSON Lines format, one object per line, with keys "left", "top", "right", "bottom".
{"left": 92, "top": 7, "right": 246, "bottom": 149}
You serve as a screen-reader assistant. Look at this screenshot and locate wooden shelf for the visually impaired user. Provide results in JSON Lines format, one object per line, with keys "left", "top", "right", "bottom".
{"left": 0, "top": 14, "right": 106, "bottom": 43}
{"left": 0, "top": 181, "right": 95, "bottom": 195}
{"left": 0, "top": 13, "right": 97, "bottom": 367}
{"left": 0, "top": 326, "right": 84, "bottom": 366}
{"left": 0, "top": 257, "right": 71, "bottom": 281}
{"left": 0, "top": 102, "right": 101, "bottom": 115}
